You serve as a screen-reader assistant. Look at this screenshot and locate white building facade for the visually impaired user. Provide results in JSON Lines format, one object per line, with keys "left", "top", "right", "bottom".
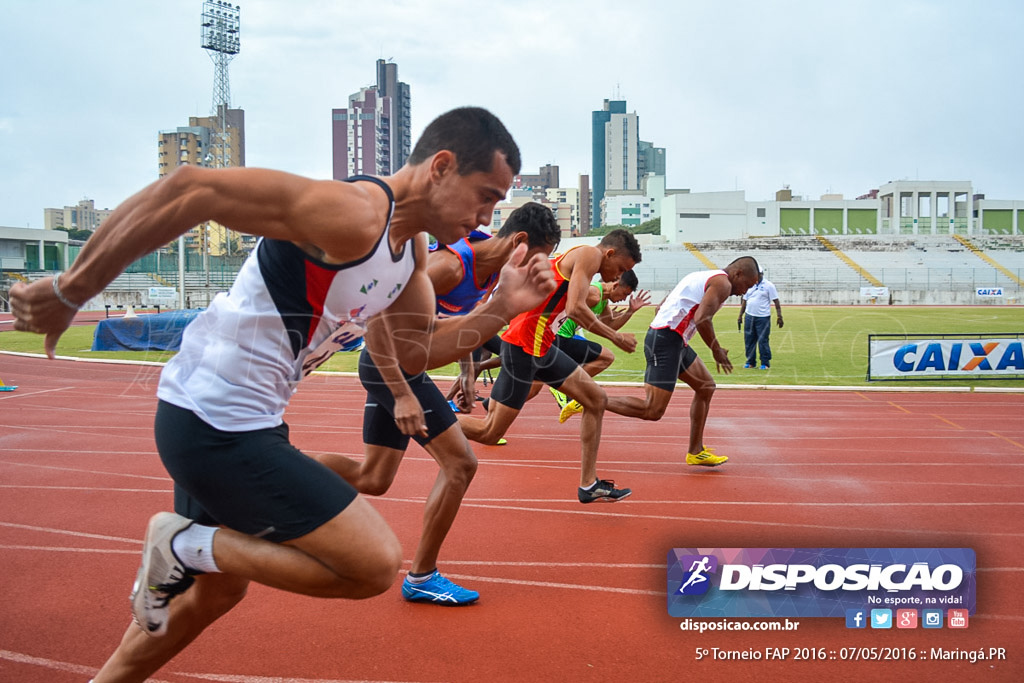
{"left": 659, "top": 180, "right": 1024, "bottom": 243}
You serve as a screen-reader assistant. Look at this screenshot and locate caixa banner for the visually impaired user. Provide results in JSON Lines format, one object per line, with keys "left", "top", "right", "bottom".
{"left": 868, "top": 333, "right": 1024, "bottom": 381}
{"left": 667, "top": 548, "right": 975, "bottom": 618}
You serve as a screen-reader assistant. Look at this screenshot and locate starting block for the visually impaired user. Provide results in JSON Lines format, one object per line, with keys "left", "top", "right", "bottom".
{"left": 0, "top": 376, "right": 16, "bottom": 392}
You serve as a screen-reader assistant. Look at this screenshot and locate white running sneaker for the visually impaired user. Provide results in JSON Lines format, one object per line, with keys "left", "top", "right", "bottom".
{"left": 130, "top": 512, "right": 197, "bottom": 637}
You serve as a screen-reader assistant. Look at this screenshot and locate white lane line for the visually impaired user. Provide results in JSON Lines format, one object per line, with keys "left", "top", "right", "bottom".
{"left": 0, "top": 544, "right": 138, "bottom": 554}
{"left": 0, "top": 648, "right": 433, "bottom": 683}
{"left": 367, "top": 498, "right": 1024, "bottom": 537}
{"left": 0, "top": 521, "right": 140, "bottom": 544}
{"left": 0, "top": 460, "right": 170, "bottom": 481}
{"left": 0, "top": 484, "right": 171, "bottom": 493}
{"left": 0, "top": 387, "right": 74, "bottom": 400}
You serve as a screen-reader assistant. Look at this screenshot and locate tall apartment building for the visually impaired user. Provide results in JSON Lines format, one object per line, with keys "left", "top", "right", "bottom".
{"left": 43, "top": 198, "right": 112, "bottom": 233}
{"left": 591, "top": 98, "right": 664, "bottom": 229}
{"left": 579, "top": 174, "right": 591, "bottom": 234}
{"left": 639, "top": 140, "right": 666, "bottom": 178}
{"left": 332, "top": 59, "right": 411, "bottom": 180}
{"left": 376, "top": 59, "right": 411, "bottom": 171}
{"left": 158, "top": 107, "right": 245, "bottom": 176}
{"left": 157, "top": 106, "right": 247, "bottom": 254}
{"left": 591, "top": 99, "right": 627, "bottom": 226}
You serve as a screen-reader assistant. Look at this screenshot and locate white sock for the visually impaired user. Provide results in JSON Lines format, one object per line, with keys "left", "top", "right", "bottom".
{"left": 581, "top": 479, "right": 598, "bottom": 491}
{"left": 407, "top": 569, "right": 437, "bottom": 584}
{"left": 171, "top": 523, "right": 221, "bottom": 573}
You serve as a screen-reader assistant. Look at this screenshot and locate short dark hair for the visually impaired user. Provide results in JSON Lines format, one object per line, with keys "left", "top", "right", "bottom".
{"left": 727, "top": 255, "right": 760, "bottom": 278}
{"left": 619, "top": 269, "right": 639, "bottom": 291}
{"left": 598, "top": 228, "right": 642, "bottom": 263}
{"left": 497, "top": 202, "right": 561, "bottom": 250}
{"left": 408, "top": 107, "right": 521, "bottom": 175}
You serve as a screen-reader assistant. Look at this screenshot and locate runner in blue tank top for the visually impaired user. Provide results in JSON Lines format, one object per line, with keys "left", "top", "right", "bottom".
{"left": 429, "top": 203, "right": 562, "bottom": 411}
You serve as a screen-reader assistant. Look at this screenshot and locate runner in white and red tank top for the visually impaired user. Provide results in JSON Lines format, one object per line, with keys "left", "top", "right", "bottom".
{"left": 11, "top": 107, "right": 557, "bottom": 679}
{"left": 603, "top": 257, "right": 760, "bottom": 466}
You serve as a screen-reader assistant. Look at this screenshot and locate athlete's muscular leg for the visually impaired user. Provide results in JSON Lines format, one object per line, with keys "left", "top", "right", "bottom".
{"left": 93, "top": 573, "right": 249, "bottom": 683}
{"left": 556, "top": 367, "right": 608, "bottom": 486}
{"left": 200, "top": 495, "right": 402, "bottom": 598}
{"left": 583, "top": 347, "right": 614, "bottom": 377}
{"left": 94, "top": 497, "right": 403, "bottom": 683}
{"left": 606, "top": 382, "right": 674, "bottom": 421}
{"left": 457, "top": 401, "right": 520, "bottom": 445}
{"left": 414, "top": 423, "right": 478, "bottom": 573}
{"left": 679, "top": 359, "right": 717, "bottom": 454}
{"left": 317, "top": 446, "right": 404, "bottom": 497}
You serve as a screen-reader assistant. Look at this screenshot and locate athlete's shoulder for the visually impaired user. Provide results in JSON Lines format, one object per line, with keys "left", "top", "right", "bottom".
{"left": 300, "top": 178, "right": 393, "bottom": 263}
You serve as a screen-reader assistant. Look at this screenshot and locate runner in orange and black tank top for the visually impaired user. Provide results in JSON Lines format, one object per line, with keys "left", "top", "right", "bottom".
{"left": 501, "top": 247, "right": 579, "bottom": 357}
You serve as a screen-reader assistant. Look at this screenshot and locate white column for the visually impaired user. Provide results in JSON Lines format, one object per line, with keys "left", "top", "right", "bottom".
{"left": 912, "top": 192, "right": 920, "bottom": 234}
{"left": 930, "top": 192, "right": 938, "bottom": 234}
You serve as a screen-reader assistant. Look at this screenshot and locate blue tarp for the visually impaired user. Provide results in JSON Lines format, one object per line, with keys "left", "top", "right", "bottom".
{"left": 92, "top": 309, "right": 203, "bottom": 352}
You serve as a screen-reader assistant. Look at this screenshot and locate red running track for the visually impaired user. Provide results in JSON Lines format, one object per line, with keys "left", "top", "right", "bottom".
{"left": 1, "top": 352, "right": 1022, "bottom": 682}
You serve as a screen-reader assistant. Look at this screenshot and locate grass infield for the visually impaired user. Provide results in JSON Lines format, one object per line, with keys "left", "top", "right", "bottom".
{"left": 2, "top": 305, "right": 1022, "bottom": 388}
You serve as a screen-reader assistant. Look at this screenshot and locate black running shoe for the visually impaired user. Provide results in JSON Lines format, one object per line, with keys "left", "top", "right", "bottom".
{"left": 578, "top": 479, "right": 632, "bottom": 503}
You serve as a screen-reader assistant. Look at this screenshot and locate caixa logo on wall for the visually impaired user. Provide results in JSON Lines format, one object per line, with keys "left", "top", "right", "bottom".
{"left": 868, "top": 334, "right": 1024, "bottom": 381}
{"left": 667, "top": 548, "right": 975, "bottom": 618}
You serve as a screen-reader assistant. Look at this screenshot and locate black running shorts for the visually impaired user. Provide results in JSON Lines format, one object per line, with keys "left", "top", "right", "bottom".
{"left": 552, "top": 335, "right": 605, "bottom": 366}
{"left": 155, "top": 400, "right": 357, "bottom": 543}
{"left": 643, "top": 327, "right": 699, "bottom": 391}
{"left": 490, "top": 340, "right": 578, "bottom": 410}
{"left": 471, "top": 335, "right": 503, "bottom": 362}
{"left": 358, "top": 348, "right": 458, "bottom": 451}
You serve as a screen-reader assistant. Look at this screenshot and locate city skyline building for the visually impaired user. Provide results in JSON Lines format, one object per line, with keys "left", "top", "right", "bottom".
{"left": 376, "top": 58, "right": 411, "bottom": 171}
{"left": 43, "top": 198, "right": 111, "bottom": 233}
{"left": 157, "top": 107, "right": 247, "bottom": 255}
{"left": 591, "top": 98, "right": 665, "bottom": 229}
{"left": 332, "top": 59, "right": 410, "bottom": 180}
{"left": 591, "top": 99, "right": 626, "bottom": 227}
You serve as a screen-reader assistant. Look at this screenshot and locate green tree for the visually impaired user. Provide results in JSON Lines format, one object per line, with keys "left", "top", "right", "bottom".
{"left": 589, "top": 217, "right": 660, "bottom": 236}
{"left": 56, "top": 227, "right": 93, "bottom": 241}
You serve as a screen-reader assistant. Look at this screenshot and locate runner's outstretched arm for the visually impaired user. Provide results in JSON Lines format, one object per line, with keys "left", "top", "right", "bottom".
{"left": 381, "top": 243, "right": 555, "bottom": 374}
{"left": 10, "top": 165, "right": 383, "bottom": 357}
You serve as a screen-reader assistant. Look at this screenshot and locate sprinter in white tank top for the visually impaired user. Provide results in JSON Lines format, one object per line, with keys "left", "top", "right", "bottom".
{"left": 605, "top": 257, "right": 760, "bottom": 466}
{"left": 11, "top": 107, "right": 557, "bottom": 680}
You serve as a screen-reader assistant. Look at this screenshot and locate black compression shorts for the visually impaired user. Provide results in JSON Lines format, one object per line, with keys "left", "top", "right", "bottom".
{"left": 155, "top": 400, "right": 357, "bottom": 543}
{"left": 643, "top": 327, "right": 699, "bottom": 391}
{"left": 552, "top": 335, "right": 605, "bottom": 366}
{"left": 358, "top": 348, "right": 458, "bottom": 451}
{"left": 489, "top": 340, "right": 579, "bottom": 411}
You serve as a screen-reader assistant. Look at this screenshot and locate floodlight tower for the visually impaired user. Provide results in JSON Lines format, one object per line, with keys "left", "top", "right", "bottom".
{"left": 200, "top": 1, "right": 240, "bottom": 264}
{"left": 200, "top": 0, "right": 240, "bottom": 168}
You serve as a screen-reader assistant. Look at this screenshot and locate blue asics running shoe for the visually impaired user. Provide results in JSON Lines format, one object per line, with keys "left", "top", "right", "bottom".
{"left": 401, "top": 570, "right": 479, "bottom": 605}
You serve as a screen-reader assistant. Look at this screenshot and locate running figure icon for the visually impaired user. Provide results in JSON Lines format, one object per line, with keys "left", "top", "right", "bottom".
{"left": 679, "top": 556, "right": 713, "bottom": 593}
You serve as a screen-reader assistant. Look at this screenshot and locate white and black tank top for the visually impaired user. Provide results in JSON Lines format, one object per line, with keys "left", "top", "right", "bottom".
{"left": 157, "top": 176, "right": 416, "bottom": 431}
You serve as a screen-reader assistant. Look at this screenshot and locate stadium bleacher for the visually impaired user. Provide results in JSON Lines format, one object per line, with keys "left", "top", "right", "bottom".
{"left": 630, "top": 235, "right": 1022, "bottom": 304}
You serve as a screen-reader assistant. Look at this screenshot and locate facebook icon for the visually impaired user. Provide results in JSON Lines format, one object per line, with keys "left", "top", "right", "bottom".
{"left": 845, "top": 609, "right": 867, "bottom": 629}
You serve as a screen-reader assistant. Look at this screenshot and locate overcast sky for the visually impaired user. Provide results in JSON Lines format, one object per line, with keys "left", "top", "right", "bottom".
{"left": 2, "top": 0, "right": 1022, "bottom": 229}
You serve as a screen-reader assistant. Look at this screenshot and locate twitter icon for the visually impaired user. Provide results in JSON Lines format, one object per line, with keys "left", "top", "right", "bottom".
{"left": 870, "top": 609, "right": 892, "bottom": 629}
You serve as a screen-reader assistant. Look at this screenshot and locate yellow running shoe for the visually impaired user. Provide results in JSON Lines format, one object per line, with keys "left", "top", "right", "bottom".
{"left": 496, "top": 438, "right": 508, "bottom": 446}
{"left": 559, "top": 399, "right": 584, "bottom": 424}
{"left": 685, "top": 447, "right": 729, "bottom": 467}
